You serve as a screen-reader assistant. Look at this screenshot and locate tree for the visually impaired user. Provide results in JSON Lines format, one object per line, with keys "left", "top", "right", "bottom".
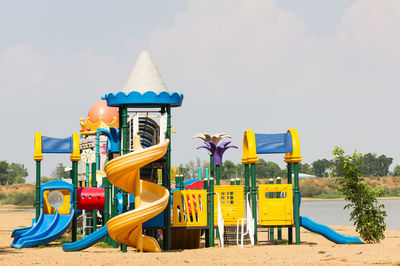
{"left": 360, "top": 153, "right": 393, "bottom": 177}
{"left": 8, "top": 163, "right": 28, "bottom": 184}
{"left": 0, "top": 161, "right": 9, "bottom": 185}
{"left": 256, "top": 159, "right": 284, "bottom": 178}
{"left": 41, "top": 176, "right": 56, "bottom": 183}
{"left": 0, "top": 161, "right": 29, "bottom": 185}
{"left": 178, "top": 163, "right": 191, "bottom": 178}
{"left": 376, "top": 155, "right": 393, "bottom": 176}
{"left": 220, "top": 160, "right": 237, "bottom": 179}
{"left": 332, "top": 146, "right": 386, "bottom": 243}
{"left": 298, "top": 163, "right": 314, "bottom": 175}
{"left": 393, "top": 165, "right": 400, "bottom": 176}
{"left": 51, "top": 163, "right": 69, "bottom": 180}
{"left": 312, "top": 159, "right": 331, "bottom": 177}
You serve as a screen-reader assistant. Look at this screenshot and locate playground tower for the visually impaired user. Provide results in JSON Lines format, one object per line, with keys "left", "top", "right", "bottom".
{"left": 103, "top": 51, "right": 183, "bottom": 251}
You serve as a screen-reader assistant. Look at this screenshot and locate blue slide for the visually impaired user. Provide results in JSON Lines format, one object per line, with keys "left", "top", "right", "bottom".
{"left": 11, "top": 225, "right": 33, "bottom": 238}
{"left": 300, "top": 216, "right": 362, "bottom": 244}
{"left": 62, "top": 225, "right": 109, "bottom": 251}
{"left": 11, "top": 209, "right": 74, "bottom": 248}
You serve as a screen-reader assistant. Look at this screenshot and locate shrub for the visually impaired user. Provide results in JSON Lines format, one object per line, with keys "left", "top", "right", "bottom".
{"left": 2, "top": 191, "right": 35, "bottom": 206}
{"left": 300, "top": 182, "right": 327, "bottom": 197}
{"left": 332, "top": 147, "right": 386, "bottom": 243}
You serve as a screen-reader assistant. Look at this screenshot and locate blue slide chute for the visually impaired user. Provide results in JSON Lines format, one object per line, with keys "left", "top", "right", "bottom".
{"left": 62, "top": 225, "right": 109, "bottom": 251}
{"left": 11, "top": 209, "right": 74, "bottom": 248}
{"left": 300, "top": 216, "right": 362, "bottom": 244}
{"left": 11, "top": 225, "right": 33, "bottom": 238}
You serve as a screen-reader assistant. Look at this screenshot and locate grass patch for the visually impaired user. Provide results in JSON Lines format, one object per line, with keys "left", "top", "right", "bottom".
{"left": 94, "top": 242, "right": 114, "bottom": 248}
{"left": 312, "top": 191, "right": 344, "bottom": 199}
{"left": 377, "top": 187, "right": 400, "bottom": 197}
{"left": 271, "top": 239, "right": 288, "bottom": 245}
{"left": 0, "top": 190, "right": 35, "bottom": 206}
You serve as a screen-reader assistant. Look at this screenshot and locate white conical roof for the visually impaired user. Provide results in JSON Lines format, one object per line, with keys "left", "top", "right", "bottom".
{"left": 122, "top": 51, "right": 169, "bottom": 94}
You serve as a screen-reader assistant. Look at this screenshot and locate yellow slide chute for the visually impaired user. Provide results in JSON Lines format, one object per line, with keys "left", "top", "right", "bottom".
{"left": 104, "top": 139, "right": 170, "bottom": 252}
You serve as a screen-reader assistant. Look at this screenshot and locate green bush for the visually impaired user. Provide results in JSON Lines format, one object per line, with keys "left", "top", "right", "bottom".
{"left": 0, "top": 191, "right": 6, "bottom": 201}
{"left": 300, "top": 182, "right": 327, "bottom": 197}
{"left": 1, "top": 190, "right": 35, "bottom": 206}
{"left": 326, "top": 180, "right": 339, "bottom": 190}
{"left": 332, "top": 147, "right": 386, "bottom": 243}
{"left": 378, "top": 187, "right": 400, "bottom": 197}
{"left": 313, "top": 191, "right": 344, "bottom": 199}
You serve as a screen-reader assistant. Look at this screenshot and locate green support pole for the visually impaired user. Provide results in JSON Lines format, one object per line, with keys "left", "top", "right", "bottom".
{"left": 210, "top": 155, "right": 214, "bottom": 179}
{"left": 35, "top": 161, "right": 41, "bottom": 221}
{"left": 120, "top": 105, "right": 128, "bottom": 252}
{"left": 277, "top": 177, "right": 282, "bottom": 241}
{"left": 165, "top": 105, "right": 172, "bottom": 251}
{"left": 250, "top": 163, "right": 257, "bottom": 244}
{"left": 112, "top": 184, "right": 118, "bottom": 248}
{"left": 91, "top": 163, "right": 97, "bottom": 232}
{"left": 180, "top": 175, "right": 184, "bottom": 190}
{"left": 204, "top": 168, "right": 210, "bottom": 248}
{"left": 269, "top": 178, "right": 274, "bottom": 241}
{"left": 72, "top": 161, "right": 78, "bottom": 242}
{"left": 287, "top": 163, "right": 293, "bottom": 244}
{"left": 209, "top": 177, "right": 215, "bottom": 247}
{"left": 244, "top": 164, "right": 250, "bottom": 195}
{"left": 215, "top": 163, "right": 220, "bottom": 239}
{"left": 215, "top": 164, "right": 220, "bottom": 185}
{"left": 85, "top": 163, "right": 90, "bottom": 187}
{"left": 96, "top": 132, "right": 100, "bottom": 170}
{"left": 294, "top": 163, "right": 300, "bottom": 244}
{"left": 103, "top": 177, "right": 109, "bottom": 222}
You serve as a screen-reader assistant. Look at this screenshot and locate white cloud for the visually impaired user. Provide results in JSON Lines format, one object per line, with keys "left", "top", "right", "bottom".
{"left": 124, "top": 0, "right": 400, "bottom": 167}
{"left": 2, "top": 0, "right": 400, "bottom": 180}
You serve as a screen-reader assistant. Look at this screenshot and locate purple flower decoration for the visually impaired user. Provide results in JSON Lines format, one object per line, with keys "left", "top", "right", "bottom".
{"left": 197, "top": 141, "right": 238, "bottom": 166}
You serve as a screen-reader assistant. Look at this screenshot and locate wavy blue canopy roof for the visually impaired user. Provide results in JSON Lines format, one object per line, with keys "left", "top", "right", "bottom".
{"left": 103, "top": 91, "right": 183, "bottom": 108}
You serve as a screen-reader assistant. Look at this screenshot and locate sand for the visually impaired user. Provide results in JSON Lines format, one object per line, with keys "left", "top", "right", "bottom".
{"left": 1, "top": 206, "right": 400, "bottom": 265}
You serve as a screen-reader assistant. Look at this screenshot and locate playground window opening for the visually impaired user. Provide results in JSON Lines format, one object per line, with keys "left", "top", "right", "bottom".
{"left": 264, "top": 192, "right": 287, "bottom": 199}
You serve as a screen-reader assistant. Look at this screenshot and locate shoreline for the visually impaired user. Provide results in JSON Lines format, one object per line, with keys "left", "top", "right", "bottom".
{"left": 302, "top": 196, "right": 400, "bottom": 201}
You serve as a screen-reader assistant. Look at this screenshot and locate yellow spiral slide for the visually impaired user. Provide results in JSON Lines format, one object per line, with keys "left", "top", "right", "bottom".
{"left": 104, "top": 138, "right": 170, "bottom": 252}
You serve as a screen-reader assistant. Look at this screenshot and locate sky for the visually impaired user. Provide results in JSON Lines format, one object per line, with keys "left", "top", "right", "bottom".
{"left": 0, "top": 0, "right": 399, "bottom": 182}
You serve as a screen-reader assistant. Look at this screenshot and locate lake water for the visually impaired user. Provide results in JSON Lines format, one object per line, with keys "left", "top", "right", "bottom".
{"left": 301, "top": 199, "right": 400, "bottom": 230}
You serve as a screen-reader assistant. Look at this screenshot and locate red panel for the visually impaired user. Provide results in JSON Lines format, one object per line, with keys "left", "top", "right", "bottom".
{"left": 77, "top": 187, "right": 105, "bottom": 210}
{"left": 185, "top": 180, "right": 204, "bottom": 190}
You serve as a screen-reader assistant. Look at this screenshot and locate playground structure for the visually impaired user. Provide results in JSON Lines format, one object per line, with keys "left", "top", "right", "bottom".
{"left": 11, "top": 51, "right": 362, "bottom": 252}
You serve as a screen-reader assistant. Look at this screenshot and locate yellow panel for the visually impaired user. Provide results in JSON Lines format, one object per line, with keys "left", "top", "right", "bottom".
{"left": 258, "top": 184, "right": 293, "bottom": 226}
{"left": 214, "top": 185, "right": 244, "bottom": 226}
{"left": 242, "top": 130, "right": 258, "bottom": 164}
{"left": 172, "top": 190, "right": 207, "bottom": 227}
{"left": 42, "top": 189, "right": 71, "bottom": 215}
{"left": 33, "top": 132, "right": 43, "bottom": 161}
{"left": 284, "top": 128, "right": 302, "bottom": 163}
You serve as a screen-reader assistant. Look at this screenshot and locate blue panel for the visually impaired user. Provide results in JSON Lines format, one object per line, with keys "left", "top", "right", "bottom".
{"left": 42, "top": 136, "right": 73, "bottom": 153}
{"left": 97, "top": 127, "right": 120, "bottom": 153}
{"left": 104, "top": 91, "right": 183, "bottom": 108}
{"left": 255, "top": 133, "right": 293, "bottom": 154}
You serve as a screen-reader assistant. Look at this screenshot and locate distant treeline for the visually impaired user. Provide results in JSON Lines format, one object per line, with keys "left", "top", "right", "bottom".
{"left": 0, "top": 161, "right": 28, "bottom": 185}
{"left": 179, "top": 152, "right": 397, "bottom": 179}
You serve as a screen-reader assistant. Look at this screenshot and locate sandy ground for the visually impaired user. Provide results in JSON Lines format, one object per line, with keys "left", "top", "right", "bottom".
{"left": 1, "top": 206, "right": 400, "bottom": 265}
